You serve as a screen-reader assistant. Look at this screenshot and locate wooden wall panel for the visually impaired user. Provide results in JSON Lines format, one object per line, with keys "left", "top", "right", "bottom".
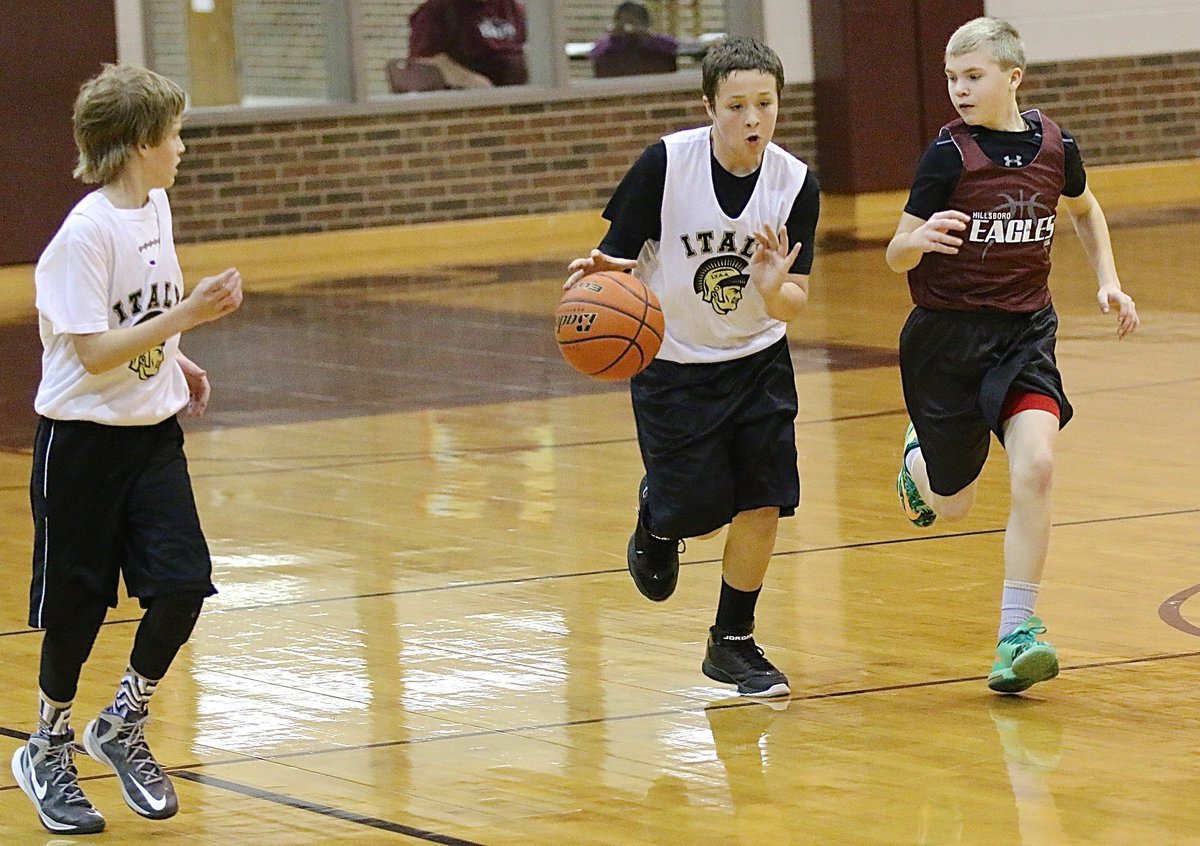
{"left": 0, "top": 1, "right": 117, "bottom": 265}
{"left": 811, "top": 0, "right": 984, "bottom": 193}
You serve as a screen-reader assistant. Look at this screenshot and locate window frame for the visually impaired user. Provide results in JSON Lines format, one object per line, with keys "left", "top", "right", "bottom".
{"left": 133, "top": 0, "right": 756, "bottom": 128}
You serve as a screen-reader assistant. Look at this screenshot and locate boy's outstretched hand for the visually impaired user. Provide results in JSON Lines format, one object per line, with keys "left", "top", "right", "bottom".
{"left": 187, "top": 268, "right": 244, "bottom": 325}
{"left": 565, "top": 249, "right": 637, "bottom": 289}
{"left": 1098, "top": 281, "right": 1139, "bottom": 338}
{"left": 747, "top": 223, "right": 802, "bottom": 295}
{"left": 911, "top": 210, "right": 971, "bottom": 255}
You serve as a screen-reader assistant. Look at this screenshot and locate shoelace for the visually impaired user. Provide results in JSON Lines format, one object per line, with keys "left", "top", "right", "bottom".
{"left": 43, "top": 740, "right": 92, "bottom": 807}
{"left": 1004, "top": 624, "right": 1047, "bottom": 645}
{"left": 635, "top": 494, "right": 686, "bottom": 557}
{"left": 637, "top": 533, "right": 686, "bottom": 558}
{"left": 722, "top": 637, "right": 777, "bottom": 675}
{"left": 1002, "top": 626, "right": 1048, "bottom": 660}
{"left": 116, "top": 716, "right": 165, "bottom": 786}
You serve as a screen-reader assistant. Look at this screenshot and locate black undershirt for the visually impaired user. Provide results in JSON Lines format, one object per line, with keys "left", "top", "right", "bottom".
{"left": 599, "top": 140, "right": 820, "bottom": 275}
{"left": 904, "top": 114, "right": 1087, "bottom": 221}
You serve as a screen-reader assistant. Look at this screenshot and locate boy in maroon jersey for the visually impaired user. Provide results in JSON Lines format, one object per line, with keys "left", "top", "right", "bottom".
{"left": 886, "top": 17, "right": 1139, "bottom": 693}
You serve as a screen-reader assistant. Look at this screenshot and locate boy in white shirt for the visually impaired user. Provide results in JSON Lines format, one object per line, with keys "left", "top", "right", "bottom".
{"left": 11, "top": 63, "right": 242, "bottom": 835}
{"left": 567, "top": 37, "right": 819, "bottom": 698}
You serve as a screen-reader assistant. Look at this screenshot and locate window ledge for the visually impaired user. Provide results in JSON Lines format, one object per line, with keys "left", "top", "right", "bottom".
{"left": 184, "top": 71, "right": 704, "bottom": 128}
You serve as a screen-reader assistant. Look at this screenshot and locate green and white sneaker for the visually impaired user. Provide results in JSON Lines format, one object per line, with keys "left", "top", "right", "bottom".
{"left": 897, "top": 422, "right": 936, "bottom": 527}
{"left": 988, "top": 617, "right": 1060, "bottom": 693}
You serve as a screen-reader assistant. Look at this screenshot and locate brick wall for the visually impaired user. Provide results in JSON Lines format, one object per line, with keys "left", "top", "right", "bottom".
{"left": 1019, "top": 53, "right": 1200, "bottom": 162}
{"left": 170, "top": 51, "right": 1199, "bottom": 243}
{"left": 172, "top": 82, "right": 814, "bottom": 242}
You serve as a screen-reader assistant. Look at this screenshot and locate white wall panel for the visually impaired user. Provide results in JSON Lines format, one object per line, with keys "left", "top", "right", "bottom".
{"left": 986, "top": 0, "right": 1200, "bottom": 61}
{"left": 764, "top": 0, "right": 814, "bottom": 82}
{"left": 115, "top": 0, "right": 145, "bottom": 65}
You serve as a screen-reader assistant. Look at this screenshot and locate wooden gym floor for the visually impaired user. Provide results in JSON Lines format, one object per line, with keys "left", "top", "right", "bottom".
{"left": 0, "top": 161, "right": 1197, "bottom": 845}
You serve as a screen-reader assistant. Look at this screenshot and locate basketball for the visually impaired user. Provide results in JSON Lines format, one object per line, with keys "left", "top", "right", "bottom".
{"left": 555, "top": 271, "right": 665, "bottom": 381}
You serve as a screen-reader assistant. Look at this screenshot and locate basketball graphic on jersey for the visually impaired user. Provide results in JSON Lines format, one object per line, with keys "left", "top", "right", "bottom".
{"left": 971, "top": 189, "right": 1057, "bottom": 259}
{"left": 693, "top": 255, "right": 749, "bottom": 315}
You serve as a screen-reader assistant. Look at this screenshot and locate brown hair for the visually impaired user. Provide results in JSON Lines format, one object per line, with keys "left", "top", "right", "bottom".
{"left": 72, "top": 64, "right": 186, "bottom": 185}
{"left": 701, "top": 36, "right": 784, "bottom": 104}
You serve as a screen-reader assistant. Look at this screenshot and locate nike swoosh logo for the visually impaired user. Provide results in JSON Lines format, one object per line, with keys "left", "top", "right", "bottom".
{"left": 29, "top": 758, "right": 49, "bottom": 800}
{"left": 129, "top": 776, "right": 168, "bottom": 811}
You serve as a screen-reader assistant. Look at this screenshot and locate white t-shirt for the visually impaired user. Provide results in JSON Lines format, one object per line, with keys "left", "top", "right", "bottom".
{"left": 34, "top": 189, "right": 189, "bottom": 425}
{"left": 636, "top": 126, "right": 808, "bottom": 363}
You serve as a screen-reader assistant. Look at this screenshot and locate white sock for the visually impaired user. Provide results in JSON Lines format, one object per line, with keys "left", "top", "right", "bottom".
{"left": 999, "top": 580, "right": 1040, "bottom": 640}
{"left": 905, "top": 446, "right": 921, "bottom": 476}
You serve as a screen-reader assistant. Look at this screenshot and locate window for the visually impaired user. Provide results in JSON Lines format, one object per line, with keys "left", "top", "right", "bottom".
{"left": 138, "top": 0, "right": 738, "bottom": 109}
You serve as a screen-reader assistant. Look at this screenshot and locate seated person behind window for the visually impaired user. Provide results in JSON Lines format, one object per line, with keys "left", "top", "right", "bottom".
{"left": 591, "top": 1, "right": 678, "bottom": 77}
{"left": 408, "top": 0, "right": 528, "bottom": 89}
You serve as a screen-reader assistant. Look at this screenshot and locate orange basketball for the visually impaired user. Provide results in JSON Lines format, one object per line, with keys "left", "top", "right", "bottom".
{"left": 555, "top": 271, "right": 665, "bottom": 381}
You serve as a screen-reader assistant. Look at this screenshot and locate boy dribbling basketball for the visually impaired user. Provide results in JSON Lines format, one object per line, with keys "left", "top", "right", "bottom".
{"left": 11, "top": 63, "right": 242, "bottom": 835}
{"left": 566, "top": 37, "right": 819, "bottom": 698}
{"left": 887, "top": 18, "right": 1139, "bottom": 693}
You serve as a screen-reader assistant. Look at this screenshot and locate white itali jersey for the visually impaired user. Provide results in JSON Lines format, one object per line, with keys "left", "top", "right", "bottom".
{"left": 34, "top": 189, "right": 189, "bottom": 425}
{"left": 637, "top": 126, "right": 808, "bottom": 364}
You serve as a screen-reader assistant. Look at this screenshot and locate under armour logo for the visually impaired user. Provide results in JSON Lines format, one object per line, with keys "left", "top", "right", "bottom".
{"left": 1003, "top": 155, "right": 1024, "bottom": 167}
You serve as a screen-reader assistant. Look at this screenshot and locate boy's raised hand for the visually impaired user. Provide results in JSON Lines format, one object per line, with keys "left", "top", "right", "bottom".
{"left": 565, "top": 249, "right": 637, "bottom": 289}
{"left": 186, "top": 268, "right": 244, "bottom": 325}
{"left": 1098, "top": 281, "right": 1140, "bottom": 338}
{"left": 747, "top": 223, "right": 802, "bottom": 293}
{"left": 913, "top": 210, "right": 971, "bottom": 255}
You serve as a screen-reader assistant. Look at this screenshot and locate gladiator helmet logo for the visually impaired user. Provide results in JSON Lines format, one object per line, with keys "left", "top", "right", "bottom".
{"left": 129, "top": 345, "right": 166, "bottom": 380}
{"left": 693, "top": 255, "right": 749, "bottom": 315}
{"left": 128, "top": 310, "right": 166, "bottom": 380}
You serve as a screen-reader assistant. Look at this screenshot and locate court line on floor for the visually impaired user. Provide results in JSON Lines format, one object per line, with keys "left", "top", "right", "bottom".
{"left": 0, "top": 762, "right": 485, "bottom": 846}
{"left": 0, "top": 506, "right": 1194, "bottom": 639}
{"left": 1158, "top": 581, "right": 1200, "bottom": 638}
{"left": 171, "top": 771, "right": 488, "bottom": 845}
{"left": 8, "top": 645, "right": 1197, "bottom": 770}
{"left": 3, "top": 618, "right": 1197, "bottom": 842}
{"left": 2, "top": 370, "right": 1194, "bottom": 482}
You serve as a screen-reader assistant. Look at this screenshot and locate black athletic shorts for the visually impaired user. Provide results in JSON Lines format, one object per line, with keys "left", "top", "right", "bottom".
{"left": 899, "top": 303, "right": 1073, "bottom": 496}
{"left": 28, "top": 415, "right": 216, "bottom": 629}
{"left": 630, "top": 336, "right": 800, "bottom": 539}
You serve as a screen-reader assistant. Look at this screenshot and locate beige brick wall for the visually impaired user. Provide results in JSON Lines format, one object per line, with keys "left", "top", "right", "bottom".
{"left": 170, "top": 51, "right": 1198, "bottom": 243}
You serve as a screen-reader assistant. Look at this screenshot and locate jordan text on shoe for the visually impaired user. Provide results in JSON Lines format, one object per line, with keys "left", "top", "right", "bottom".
{"left": 702, "top": 625, "right": 790, "bottom": 698}
{"left": 83, "top": 710, "right": 178, "bottom": 819}
{"left": 988, "top": 616, "right": 1060, "bottom": 693}
{"left": 11, "top": 730, "right": 105, "bottom": 834}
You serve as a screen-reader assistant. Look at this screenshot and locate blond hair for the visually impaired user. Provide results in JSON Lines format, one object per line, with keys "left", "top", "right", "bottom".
{"left": 946, "top": 17, "right": 1026, "bottom": 71}
{"left": 72, "top": 64, "right": 185, "bottom": 185}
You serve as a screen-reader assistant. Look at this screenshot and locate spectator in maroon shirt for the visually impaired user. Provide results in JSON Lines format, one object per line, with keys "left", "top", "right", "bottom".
{"left": 408, "top": 0, "right": 528, "bottom": 89}
{"left": 590, "top": 2, "right": 678, "bottom": 73}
